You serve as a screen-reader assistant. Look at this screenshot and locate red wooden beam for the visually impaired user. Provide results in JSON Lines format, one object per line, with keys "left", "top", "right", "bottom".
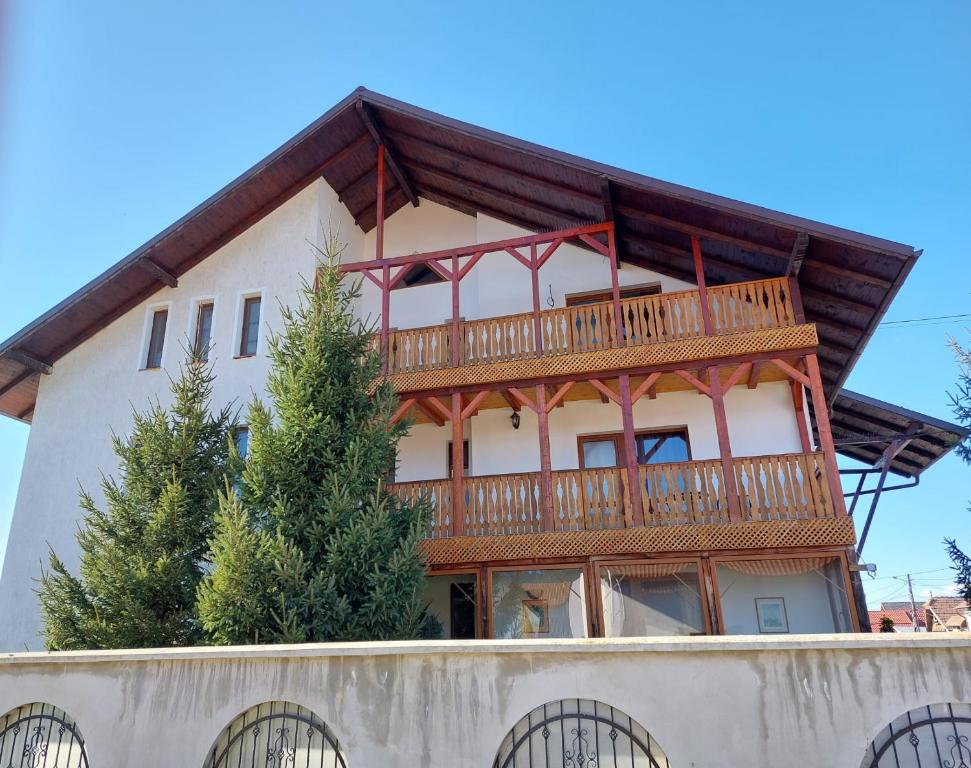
{"left": 458, "top": 251, "right": 486, "bottom": 280}
{"left": 589, "top": 378, "right": 621, "bottom": 405}
{"left": 674, "top": 369, "right": 711, "bottom": 398}
{"left": 341, "top": 222, "right": 613, "bottom": 273}
{"left": 691, "top": 235, "right": 714, "bottom": 336}
{"left": 451, "top": 394, "right": 466, "bottom": 535}
{"left": 723, "top": 362, "right": 753, "bottom": 392}
{"left": 504, "top": 246, "right": 532, "bottom": 269}
{"left": 537, "top": 238, "right": 564, "bottom": 269}
{"left": 578, "top": 232, "right": 611, "bottom": 258}
{"left": 805, "top": 354, "right": 847, "bottom": 516}
{"left": 414, "top": 399, "right": 447, "bottom": 427}
{"left": 770, "top": 358, "right": 811, "bottom": 387}
{"left": 391, "top": 398, "right": 417, "bottom": 425}
{"left": 535, "top": 384, "right": 555, "bottom": 531}
{"left": 421, "top": 396, "right": 453, "bottom": 423}
{"left": 499, "top": 389, "right": 521, "bottom": 412}
{"left": 544, "top": 381, "right": 575, "bottom": 412}
{"left": 791, "top": 380, "right": 812, "bottom": 453}
{"left": 461, "top": 390, "right": 490, "bottom": 420}
{"left": 361, "top": 269, "right": 385, "bottom": 290}
{"left": 708, "top": 365, "right": 742, "bottom": 522}
{"left": 506, "top": 387, "right": 539, "bottom": 413}
{"left": 747, "top": 360, "right": 764, "bottom": 389}
{"left": 618, "top": 374, "right": 645, "bottom": 526}
{"left": 630, "top": 372, "right": 661, "bottom": 403}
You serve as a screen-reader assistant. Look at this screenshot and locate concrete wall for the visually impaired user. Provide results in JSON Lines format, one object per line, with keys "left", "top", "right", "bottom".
{"left": 0, "top": 636, "right": 966, "bottom": 767}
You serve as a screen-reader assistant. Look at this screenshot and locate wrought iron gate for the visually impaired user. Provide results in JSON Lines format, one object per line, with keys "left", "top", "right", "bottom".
{"left": 862, "top": 703, "right": 971, "bottom": 768}
{"left": 204, "top": 701, "right": 347, "bottom": 768}
{"left": 0, "top": 702, "right": 88, "bottom": 768}
{"left": 492, "top": 699, "right": 671, "bottom": 768}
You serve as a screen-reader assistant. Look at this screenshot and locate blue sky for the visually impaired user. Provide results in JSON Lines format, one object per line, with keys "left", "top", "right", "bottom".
{"left": 0, "top": 1, "right": 968, "bottom": 607}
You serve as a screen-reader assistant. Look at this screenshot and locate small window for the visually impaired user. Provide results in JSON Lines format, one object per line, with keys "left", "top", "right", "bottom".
{"left": 233, "top": 426, "right": 249, "bottom": 459}
{"left": 239, "top": 296, "right": 261, "bottom": 357}
{"left": 145, "top": 309, "right": 168, "bottom": 369}
{"left": 566, "top": 283, "right": 662, "bottom": 307}
{"left": 578, "top": 428, "right": 690, "bottom": 469}
{"left": 447, "top": 439, "right": 470, "bottom": 478}
{"left": 194, "top": 302, "right": 214, "bottom": 361}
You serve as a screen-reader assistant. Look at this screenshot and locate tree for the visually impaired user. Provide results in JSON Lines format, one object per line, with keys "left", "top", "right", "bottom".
{"left": 947, "top": 338, "right": 971, "bottom": 605}
{"left": 38, "top": 357, "right": 238, "bottom": 650}
{"left": 879, "top": 616, "right": 895, "bottom": 633}
{"left": 945, "top": 539, "right": 971, "bottom": 604}
{"left": 197, "top": 233, "right": 433, "bottom": 644}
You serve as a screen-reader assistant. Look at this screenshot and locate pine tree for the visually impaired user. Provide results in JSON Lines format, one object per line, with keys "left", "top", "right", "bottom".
{"left": 37, "top": 357, "right": 237, "bottom": 650}
{"left": 197, "top": 233, "right": 433, "bottom": 644}
{"left": 947, "top": 338, "right": 971, "bottom": 604}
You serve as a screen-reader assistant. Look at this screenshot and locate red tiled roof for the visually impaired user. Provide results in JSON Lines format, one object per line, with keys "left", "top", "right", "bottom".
{"left": 868, "top": 609, "right": 925, "bottom": 630}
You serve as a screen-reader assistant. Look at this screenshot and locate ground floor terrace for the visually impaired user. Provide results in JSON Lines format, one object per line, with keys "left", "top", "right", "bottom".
{"left": 0, "top": 635, "right": 967, "bottom": 768}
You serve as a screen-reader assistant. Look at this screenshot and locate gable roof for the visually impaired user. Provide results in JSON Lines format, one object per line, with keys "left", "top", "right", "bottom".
{"left": 0, "top": 87, "right": 922, "bottom": 422}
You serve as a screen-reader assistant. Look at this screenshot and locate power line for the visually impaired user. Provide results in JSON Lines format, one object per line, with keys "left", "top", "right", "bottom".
{"left": 878, "top": 312, "right": 971, "bottom": 328}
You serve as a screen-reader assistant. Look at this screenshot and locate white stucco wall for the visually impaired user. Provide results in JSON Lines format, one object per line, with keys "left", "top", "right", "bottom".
{"left": 0, "top": 636, "right": 966, "bottom": 768}
{"left": 1, "top": 189, "right": 814, "bottom": 651}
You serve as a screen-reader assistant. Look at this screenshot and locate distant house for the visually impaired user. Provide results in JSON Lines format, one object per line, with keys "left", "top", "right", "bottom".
{"left": 867, "top": 601, "right": 926, "bottom": 632}
{"left": 924, "top": 596, "right": 969, "bottom": 632}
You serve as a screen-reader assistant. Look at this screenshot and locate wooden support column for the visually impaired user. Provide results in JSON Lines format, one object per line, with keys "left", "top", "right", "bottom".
{"left": 691, "top": 235, "right": 714, "bottom": 335}
{"left": 790, "top": 380, "right": 812, "bottom": 453}
{"left": 535, "top": 384, "right": 555, "bottom": 531}
{"left": 529, "top": 243, "right": 544, "bottom": 354}
{"left": 450, "top": 254, "right": 461, "bottom": 366}
{"left": 451, "top": 393, "right": 466, "bottom": 536}
{"left": 376, "top": 145, "right": 390, "bottom": 364}
{"left": 618, "top": 374, "right": 644, "bottom": 526}
{"left": 607, "top": 223, "right": 625, "bottom": 344}
{"left": 805, "top": 353, "right": 847, "bottom": 516}
{"left": 708, "top": 365, "right": 742, "bottom": 522}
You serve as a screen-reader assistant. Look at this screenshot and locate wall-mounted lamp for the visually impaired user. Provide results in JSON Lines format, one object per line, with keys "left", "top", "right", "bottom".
{"left": 510, "top": 411, "right": 521, "bottom": 430}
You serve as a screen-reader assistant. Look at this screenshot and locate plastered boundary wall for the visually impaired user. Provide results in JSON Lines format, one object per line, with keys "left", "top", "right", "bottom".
{"left": 0, "top": 635, "right": 968, "bottom": 768}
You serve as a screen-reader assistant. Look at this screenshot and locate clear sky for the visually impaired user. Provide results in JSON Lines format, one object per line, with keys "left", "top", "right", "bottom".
{"left": 0, "top": 1, "right": 968, "bottom": 608}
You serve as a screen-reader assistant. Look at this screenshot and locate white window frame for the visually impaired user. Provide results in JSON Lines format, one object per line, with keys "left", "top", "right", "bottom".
{"left": 187, "top": 295, "right": 218, "bottom": 361}
{"left": 139, "top": 301, "right": 173, "bottom": 371}
{"left": 233, "top": 289, "right": 265, "bottom": 359}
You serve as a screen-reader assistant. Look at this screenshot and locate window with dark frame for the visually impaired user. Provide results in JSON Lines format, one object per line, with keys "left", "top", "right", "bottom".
{"left": 239, "top": 296, "right": 261, "bottom": 357}
{"left": 145, "top": 309, "right": 168, "bottom": 369}
{"left": 578, "top": 428, "right": 690, "bottom": 469}
{"left": 565, "top": 283, "right": 662, "bottom": 307}
{"left": 194, "top": 302, "right": 214, "bottom": 362}
{"left": 446, "top": 439, "right": 470, "bottom": 478}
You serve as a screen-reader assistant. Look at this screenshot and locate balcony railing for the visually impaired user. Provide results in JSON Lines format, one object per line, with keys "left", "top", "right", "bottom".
{"left": 385, "top": 277, "right": 797, "bottom": 374}
{"left": 389, "top": 451, "right": 836, "bottom": 539}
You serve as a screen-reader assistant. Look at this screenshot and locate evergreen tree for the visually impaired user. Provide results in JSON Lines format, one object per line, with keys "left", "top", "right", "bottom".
{"left": 197, "top": 233, "right": 433, "bottom": 644}
{"left": 38, "top": 357, "right": 237, "bottom": 650}
{"left": 947, "top": 338, "right": 971, "bottom": 604}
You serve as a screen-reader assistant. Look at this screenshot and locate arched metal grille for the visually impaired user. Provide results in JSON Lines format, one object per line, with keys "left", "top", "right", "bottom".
{"left": 204, "top": 701, "right": 347, "bottom": 768}
{"left": 862, "top": 703, "right": 971, "bottom": 768}
{"left": 0, "top": 702, "right": 88, "bottom": 768}
{"left": 492, "top": 699, "right": 671, "bottom": 768}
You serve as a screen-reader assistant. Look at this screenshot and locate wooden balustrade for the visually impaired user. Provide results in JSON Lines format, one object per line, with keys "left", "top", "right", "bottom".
{"left": 388, "top": 450, "right": 832, "bottom": 539}
{"left": 383, "top": 277, "right": 796, "bottom": 374}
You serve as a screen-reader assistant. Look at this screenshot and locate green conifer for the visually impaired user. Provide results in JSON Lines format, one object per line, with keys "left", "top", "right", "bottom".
{"left": 38, "top": 357, "right": 237, "bottom": 649}
{"left": 198, "top": 233, "right": 433, "bottom": 644}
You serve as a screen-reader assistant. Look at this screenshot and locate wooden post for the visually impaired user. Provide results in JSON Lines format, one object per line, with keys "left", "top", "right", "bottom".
{"left": 376, "top": 145, "right": 390, "bottom": 364}
{"left": 618, "top": 374, "right": 644, "bottom": 526}
{"left": 451, "top": 394, "right": 466, "bottom": 536}
{"left": 530, "top": 243, "right": 544, "bottom": 354}
{"left": 708, "top": 365, "right": 742, "bottom": 522}
{"left": 805, "top": 353, "right": 847, "bottom": 516}
{"left": 450, "top": 254, "right": 461, "bottom": 366}
{"left": 692, "top": 235, "right": 714, "bottom": 335}
{"left": 787, "top": 275, "right": 806, "bottom": 324}
{"left": 791, "top": 380, "right": 812, "bottom": 453}
{"left": 535, "top": 384, "right": 554, "bottom": 531}
{"left": 607, "top": 224, "right": 625, "bottom": 344}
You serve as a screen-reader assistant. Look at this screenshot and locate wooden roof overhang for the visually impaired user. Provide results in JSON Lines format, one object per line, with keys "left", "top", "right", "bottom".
{"left": 817, "top": 390, "right": 969, "bottom": 477}
{"left": 0, "top": 88, "right": 922, "bottom": 424}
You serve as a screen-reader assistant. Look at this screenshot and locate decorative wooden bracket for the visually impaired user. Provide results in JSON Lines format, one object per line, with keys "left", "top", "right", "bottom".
{"left": 136, "top": 258, "right": 178, "bottom": 288}
{"left": 356, "top": 100, "right": 419, "bottom": 207}
{"left": 6, "top": 349, "right": 52, "bottom": 375}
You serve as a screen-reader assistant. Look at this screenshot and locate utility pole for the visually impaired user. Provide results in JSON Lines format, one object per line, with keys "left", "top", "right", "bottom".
{"left": 907, "top": 574, "right": 919, "bottom": 632}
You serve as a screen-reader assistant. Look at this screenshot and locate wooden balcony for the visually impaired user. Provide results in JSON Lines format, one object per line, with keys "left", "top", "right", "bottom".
{"left": 386, "top": 276, "right": 798, "bottom": 376}
{"left": 390, "top": 451, "right": 839, "bottom": 542}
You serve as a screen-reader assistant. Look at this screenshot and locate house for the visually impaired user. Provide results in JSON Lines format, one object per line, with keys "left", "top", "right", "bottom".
{"left": 0, "top": 88, "right": 966, "bottom": 649}
{"left": 924, "top": 596, "right": 970, "bottom": 632}
{"left": 867, "top": 601, "right": 927, "bottom": 632}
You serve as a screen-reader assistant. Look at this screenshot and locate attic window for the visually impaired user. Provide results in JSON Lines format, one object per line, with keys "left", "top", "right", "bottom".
{"left": 393, "top": 264, "right": 446, "bottom": 289}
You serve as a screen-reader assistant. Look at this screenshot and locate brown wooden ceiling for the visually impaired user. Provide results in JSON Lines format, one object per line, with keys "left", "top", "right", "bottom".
{"left": 0, "top": 87, "right": 925, "bottom": 429}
